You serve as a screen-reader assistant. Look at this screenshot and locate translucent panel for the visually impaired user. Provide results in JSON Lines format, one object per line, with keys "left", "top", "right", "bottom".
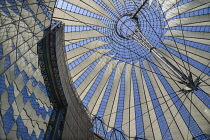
{"left": 0, "top": 0, "right": 55, "bottom": 139}
{"left": 55, "top": 0, "right": 210, "bottom": 138}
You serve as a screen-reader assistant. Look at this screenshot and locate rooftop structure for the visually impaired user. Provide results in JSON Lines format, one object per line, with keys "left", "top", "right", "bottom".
{"left": 0, "top": 0, "right": 210, "bottom": 139}
{"left": 54, "top": 0, "right": 210, "bottom": 139}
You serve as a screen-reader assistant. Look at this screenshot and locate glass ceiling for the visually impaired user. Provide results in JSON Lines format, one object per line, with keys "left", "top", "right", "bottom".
{"left": 54, "top": 0, "right": 210, "bottom": 139}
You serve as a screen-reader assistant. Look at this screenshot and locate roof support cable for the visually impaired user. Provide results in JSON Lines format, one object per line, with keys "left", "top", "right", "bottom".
{"left": 115, "top": 13, "right": 201, "bottom": 93}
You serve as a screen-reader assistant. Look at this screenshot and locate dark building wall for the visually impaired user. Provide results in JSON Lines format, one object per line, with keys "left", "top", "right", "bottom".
{"left": 37, "top": 22, "right": 68, "bottom": 139}
{"left": 54, "top": 24, "right": 93, "bottom": 140}
{"left": 38, "top": 22, "right": 93, "bottom": 139}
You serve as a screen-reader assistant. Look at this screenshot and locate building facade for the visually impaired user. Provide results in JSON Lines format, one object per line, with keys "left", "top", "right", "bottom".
{"left": 0, "top": 0, "right": 92, "bottom": 139}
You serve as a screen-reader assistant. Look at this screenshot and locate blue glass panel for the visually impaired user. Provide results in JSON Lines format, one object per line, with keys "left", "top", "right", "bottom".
{"left": 16, "top": 116, "right": 30, "bottom": 139}
{"left": 68, "top": 50, "right": 94, "bottom": 70}
{"left": 74, "top": 59, "right": 101, "bottom": 88}
{"left": 17, "top": 49, "right": 22, "bottom": 58}
{"left": 48, "top": 107, "right": 53, "bottom": 116}
{"left": 93, "top": 118, "right": 107, "bottom": 138}
{"left": 166, "top": 47, "right": 210, "bottom": 76}
{"left": 171, "top": 7, "right": 210, "bottom": 20}
{"left": 0, "top": 74, "right": 6, "bottom": 95}
{"left": 38, "top": 129, "right": 45, "bottom": 140}
{"left": 21, "top": 86, "right": 29, "bottom": 104}
{"left": 22, "top": 71, "right": 29, "bottom": 83}
{"left": 40, "top": 107, "right": 47, "bottom": 119}
{"left": 31, "top": 64, "right": 37, "bottom": 72}
{"left": 141, "top": 61, "right": 172, "bottom": 139}
{"left": 194, "top": 89, "right": 210, "bottom": 108}
{"left": 3, "top": 106, "right": 15, "bottom": 135}
{"left": 30, "top": 93, "right": 41, "bottom": 116}
{"left": 14, "top": 63, "right": 20, "bottom": 77}
{"left": 1, "top": 7, "right": 11, "bottom": 16}
{"left": 193, "top": 134, "right": 210, "bottom": 140}
{"left": 163, "top": 37, "right": 210, "bottom": 53}
{"left": 39, "top": 82, "right": 48, "bottom": 96}
{"left": 82, "top": 64, "right": 108, "bottom": 107}
{"left": 31, "top": 131, "right": 37, "bottom": 140}
{"left": 31, "top": 77, "right": 38, "bottom": 87}
{"left": 150, "top": 61, "right": 203, "bottom": 137}
{"left": 96, "top": 66, "right": 116, "bottom": 117}
{"left": 110, "top": 130, "right": 127, "bottom": 140}
{"left": 131, "top": 66, "right": 144, "bottom": 138}
{"left": 8, "top": 84, "right": 15, "bottom": 105}
{"left": 114, "top": 68, "right": 125, "bottom": 130}
{"left": 4, "top": 55, "right": 11, "bottom": 70}
{"left": 0, "top": 44, "right": 3, "bottom": 58}
{"left": 7, "top": 0, "right": 20, "bottom": 15}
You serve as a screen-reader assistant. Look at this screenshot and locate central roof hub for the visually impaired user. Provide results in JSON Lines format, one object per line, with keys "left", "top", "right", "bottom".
{"left": 115, "top": 15, "right": 139, "bottom": 39}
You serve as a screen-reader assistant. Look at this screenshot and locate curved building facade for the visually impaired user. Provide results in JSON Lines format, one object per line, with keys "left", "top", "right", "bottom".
{"left": 0, "top": 0, "right": 92, "bottom": 139}
{"left": 0, "top": 0, "right": 210, "bottom": 140}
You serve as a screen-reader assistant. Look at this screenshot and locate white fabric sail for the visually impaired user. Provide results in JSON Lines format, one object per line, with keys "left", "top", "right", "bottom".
{"left": 54, "top": 0, "right": 210, "bottom": 139}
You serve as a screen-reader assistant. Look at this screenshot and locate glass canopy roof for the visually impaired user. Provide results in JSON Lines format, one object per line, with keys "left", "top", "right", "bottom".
{"left": 54, "top": 0, "right": 210, "bottom": 139}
